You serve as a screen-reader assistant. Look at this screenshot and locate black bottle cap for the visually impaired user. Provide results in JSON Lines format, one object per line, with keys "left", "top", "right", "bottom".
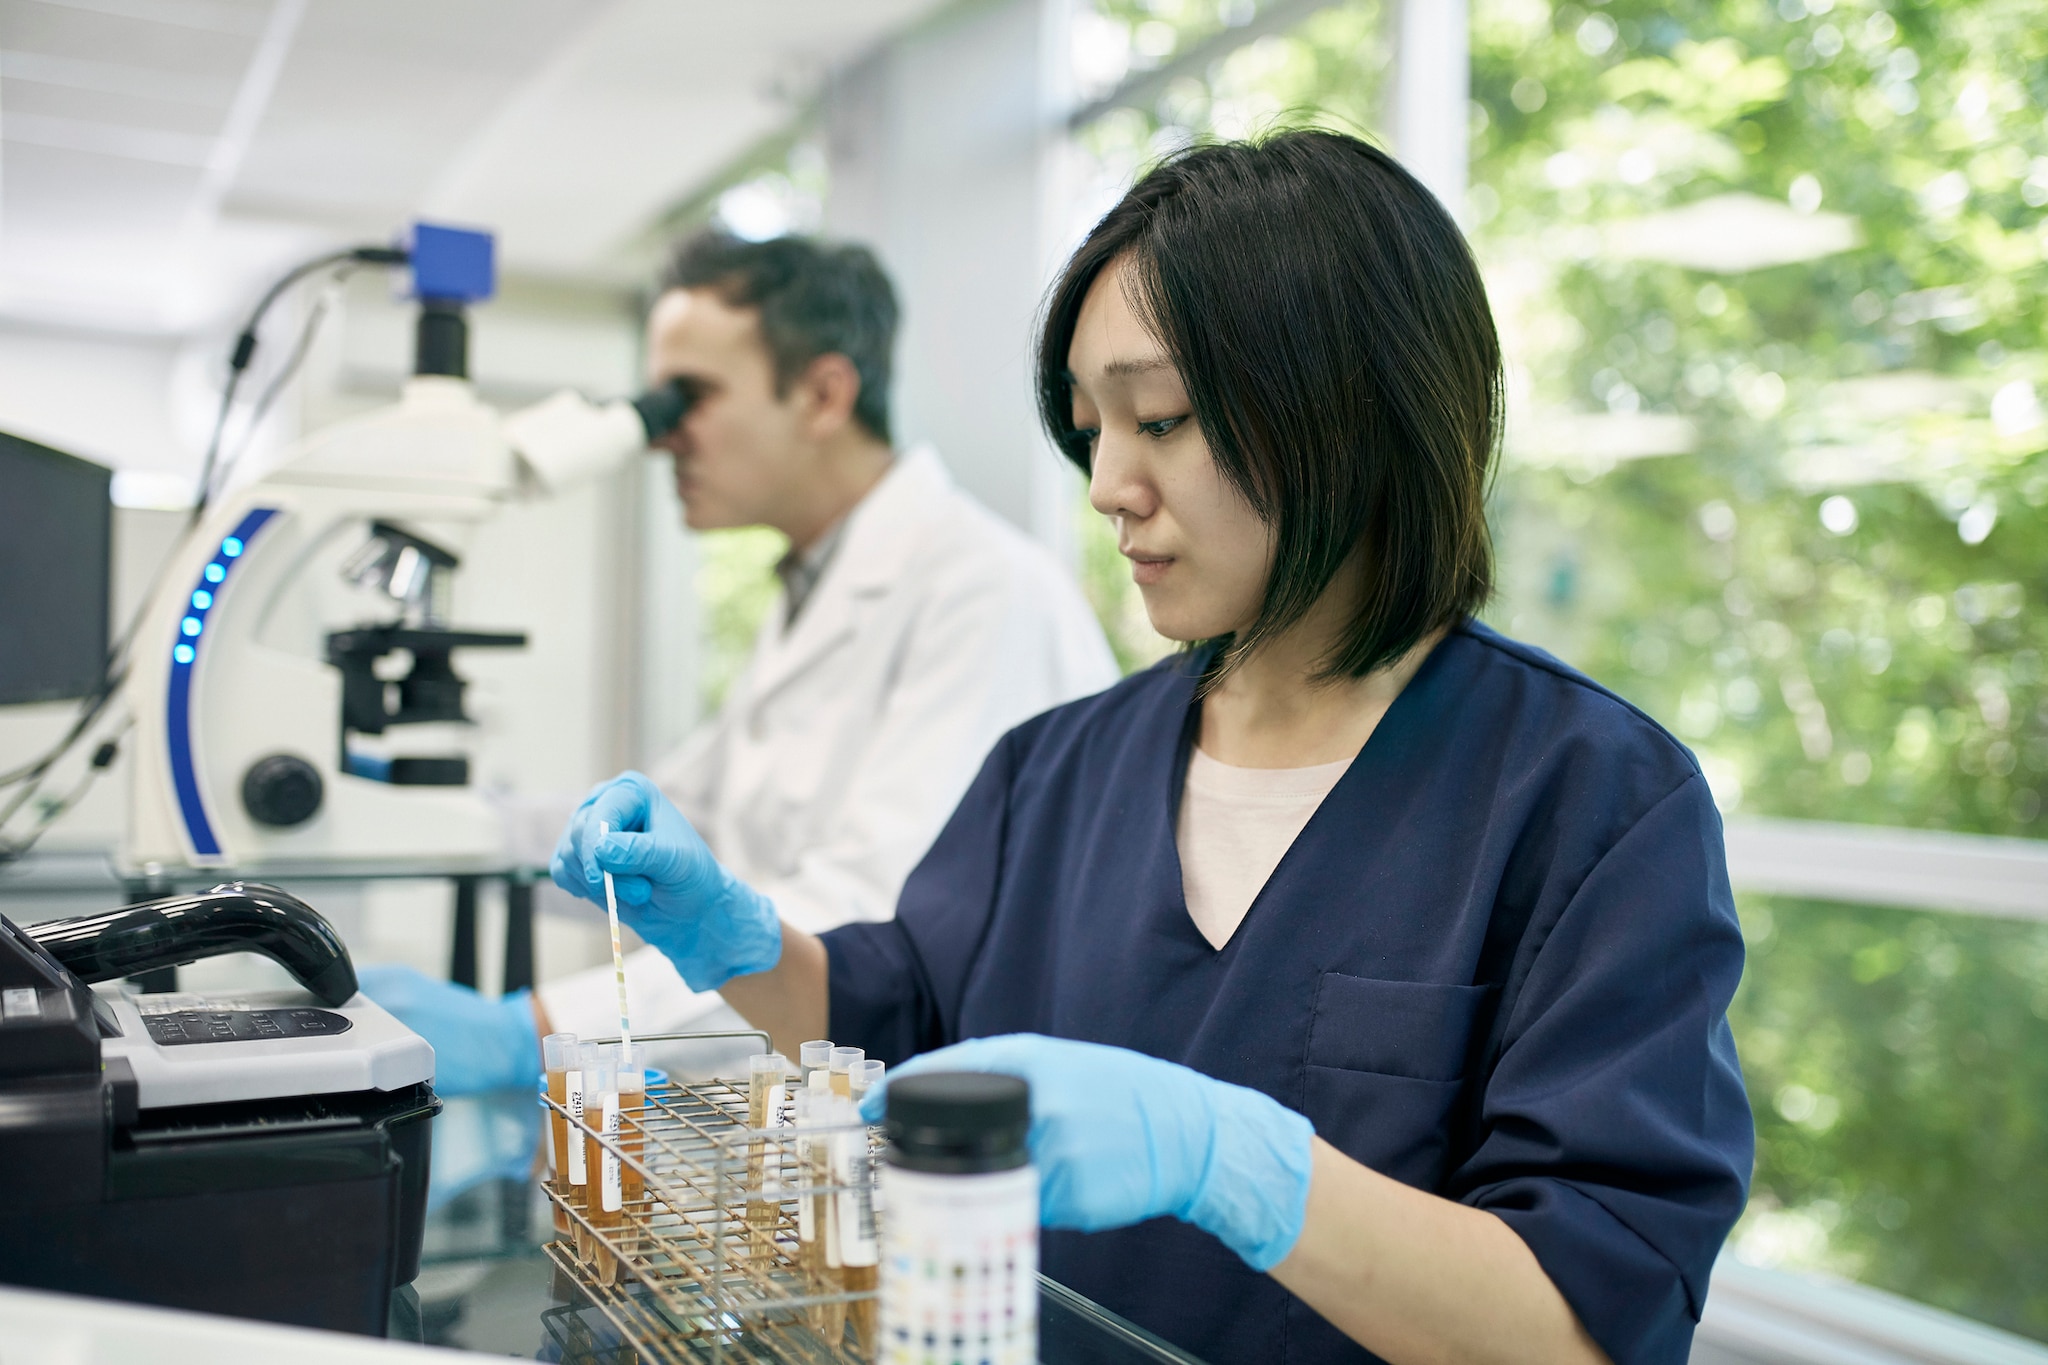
{"left": 883, "top": 1071, "right": 1030, "bottom": 1174}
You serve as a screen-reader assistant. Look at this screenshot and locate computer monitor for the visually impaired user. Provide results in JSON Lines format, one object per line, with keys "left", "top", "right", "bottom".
{"left": 0, "top": 431, "right": 112, "bottom": 705}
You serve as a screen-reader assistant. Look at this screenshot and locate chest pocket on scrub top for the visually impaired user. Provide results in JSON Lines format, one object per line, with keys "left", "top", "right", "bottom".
{"left": 1303, "top": 973, "right": 1496, "bottom": 1190}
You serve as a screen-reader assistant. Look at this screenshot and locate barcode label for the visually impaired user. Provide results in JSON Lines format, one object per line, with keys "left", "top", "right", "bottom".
{"left": 833, "top": 1130, "right": 878, "bottom": 1266}
{"left": 565, "top": 1071, "right": 587, "bottom": 1185}
{"left": 764, "top": 1083, "right": 788, "bottom": 1198}
{"left": 601, "top": 1094, "right": 622, "bottom": 1213}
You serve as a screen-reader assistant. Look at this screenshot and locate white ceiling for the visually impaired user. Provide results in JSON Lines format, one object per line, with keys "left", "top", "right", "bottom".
{"left": 0, "top": 0, "right": 952, "bottom": 336}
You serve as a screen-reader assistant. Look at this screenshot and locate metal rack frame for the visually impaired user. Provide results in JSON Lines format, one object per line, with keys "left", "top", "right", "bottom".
{"left": 542, "top": 1034, "right": 879, "bottom": 1364}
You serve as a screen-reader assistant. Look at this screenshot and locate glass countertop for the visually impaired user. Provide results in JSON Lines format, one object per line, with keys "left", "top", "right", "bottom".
{"left": 409, "top": 1086, "right": 1207, "bottom": 1365}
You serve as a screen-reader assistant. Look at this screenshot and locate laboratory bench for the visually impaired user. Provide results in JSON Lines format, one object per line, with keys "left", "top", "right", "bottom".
{"left": 400, "top": 1085, "right": 1210, "bottom": 1363}
{"left": 0, "top": 1083, "right": 1211, "bottom": 1365}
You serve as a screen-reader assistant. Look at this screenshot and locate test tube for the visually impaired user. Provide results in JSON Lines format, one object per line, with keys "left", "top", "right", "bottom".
{"left": 563, "top": 1042, "right": 598, "bottom": 1213}
{"left": 827, "top": 1046, "right": 863, "bottom": 1097}
{"left": 612, "top": 1042, "right": 647, "bottom": 1209}
{"left": 796, "top": 1079, "right": 846, "bottom": 1342}
{"left": 793, "top": 1088, "right": 821, "bottom": 1305}
{"left": 799, "top": 1039, "right": 833, "bottom": 1088}
{"left": 584, "top": 1056, "right": 621, "bottom": 1234}
{"left": 748, "top": 1053, "right": 789, "bottom": 1260}
{"left": 832, "top": 1092, "right": 880, "bottom": 1351}
{"left": 848, "top": 1058, "right": 885, "bottom": 1105}
{"left": 542, "top": 1032, "right": 577, "bottom": 1191}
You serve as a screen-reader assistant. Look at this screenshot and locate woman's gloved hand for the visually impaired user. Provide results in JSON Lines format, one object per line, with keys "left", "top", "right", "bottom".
{"left": 355, "top": 963, "right": 538, "bottom": 1096}
{"left": 549, "top": 771, "right": 782, "bottom": 992}
{"left": 862, "top": 1033, "right": 1315, "bottom": 1271}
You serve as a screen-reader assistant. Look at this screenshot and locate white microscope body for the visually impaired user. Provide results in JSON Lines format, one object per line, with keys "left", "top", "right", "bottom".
{"left": 119, "top": 233, "right": 665, "bottom": 874}
{"left": 125, "top": 378, "right": 518, "bottom": 870}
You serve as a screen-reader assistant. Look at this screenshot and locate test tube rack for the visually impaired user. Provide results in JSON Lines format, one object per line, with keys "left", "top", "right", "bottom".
{"left": 542, "top": 1070, "right": 880, "bottom": 1364}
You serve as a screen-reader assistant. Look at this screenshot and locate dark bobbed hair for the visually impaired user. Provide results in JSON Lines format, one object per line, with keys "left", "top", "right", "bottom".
{"left": 1036, "top": 129, "right": 1502, "bottom": 682}
{"left": 664, "top": 231, "right": 898, "bottom": 443}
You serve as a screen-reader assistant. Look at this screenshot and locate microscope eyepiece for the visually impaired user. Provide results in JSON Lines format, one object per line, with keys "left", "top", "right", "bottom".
{"left": 630, "top": 378, "right": 695, "bottom": 441}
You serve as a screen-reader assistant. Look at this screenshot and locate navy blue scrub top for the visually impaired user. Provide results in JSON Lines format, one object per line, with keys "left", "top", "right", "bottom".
{"left": 825, "top": 622, "right": 1753, "bottom": 1365}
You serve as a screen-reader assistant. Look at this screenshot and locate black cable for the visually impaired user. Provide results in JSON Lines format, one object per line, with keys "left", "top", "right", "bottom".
{"left": 0, "top": 734, "right": 126, "bottom": 866}
{"left": 217, "top": 274, "right": 347, "bottom": 495}
{"left": 0, "top": 243, "right": 409, "bottom": 815}
{"left": 191, "top": 244, "right": 408, "bottom": 522}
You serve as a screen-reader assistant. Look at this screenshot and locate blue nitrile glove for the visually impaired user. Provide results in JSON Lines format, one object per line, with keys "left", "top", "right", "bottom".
{"left": 355, "top": 963, "right": 538, "bottom": 1097}
{"left": 862, "top": 1033, "right": 1316, "bottom": 1272}
{"left": 549, "top": 770, "right": 781, "bottom": 992}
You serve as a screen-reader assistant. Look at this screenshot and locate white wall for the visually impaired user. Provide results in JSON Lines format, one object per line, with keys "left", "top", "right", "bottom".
{"left": 822, "top": 0, "right": 1084, "bottom": 554}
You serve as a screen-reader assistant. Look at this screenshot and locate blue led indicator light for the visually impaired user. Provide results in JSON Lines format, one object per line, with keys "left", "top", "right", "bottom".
{"left": 170, "top": 505, "right": 277, "bottom": 863}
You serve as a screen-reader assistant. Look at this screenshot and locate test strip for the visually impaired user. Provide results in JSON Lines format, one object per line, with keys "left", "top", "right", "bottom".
{"left": 597, "top": 820, "right": 633, "bottom": 1053}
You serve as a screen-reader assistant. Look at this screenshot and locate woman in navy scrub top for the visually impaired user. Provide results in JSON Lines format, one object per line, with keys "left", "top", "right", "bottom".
{"left": 555, "top": 131, "right": 1753, "bottom": 1365}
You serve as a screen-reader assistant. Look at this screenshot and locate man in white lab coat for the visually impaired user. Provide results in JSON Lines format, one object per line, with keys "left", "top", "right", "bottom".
{"left": 359, "top": 233, "right": 1116, "bottom": 1088}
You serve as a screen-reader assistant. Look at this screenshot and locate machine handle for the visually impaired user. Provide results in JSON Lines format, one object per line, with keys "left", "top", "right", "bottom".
{"left": 28, "top": 884, "right": 358, "bottom": 1007}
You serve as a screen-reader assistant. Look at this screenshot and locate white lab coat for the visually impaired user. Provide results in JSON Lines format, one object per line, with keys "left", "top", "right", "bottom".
{"left": 538, "top": 446, "right": 1119, "bottom": 1038}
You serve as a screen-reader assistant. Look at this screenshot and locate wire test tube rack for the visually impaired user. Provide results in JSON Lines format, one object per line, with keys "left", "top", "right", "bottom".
{"left": 541, "top": 1031, "right": 881, "bottom": 1365}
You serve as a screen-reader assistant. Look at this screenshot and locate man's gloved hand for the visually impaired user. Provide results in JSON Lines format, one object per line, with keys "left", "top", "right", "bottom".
{"left": 549, "top": 771, "right": 781, "bottom": 993}
{"left": 355, "top": 963, "right": 538, "bottom": 1097}
{"left": 862, "top": 1033, "right": 1315, "bottom": 1272}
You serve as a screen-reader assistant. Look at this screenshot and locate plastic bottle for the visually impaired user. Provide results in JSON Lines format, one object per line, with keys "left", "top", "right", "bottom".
{"left": 879, "top": 1072, "right": 1037, "bottom": 1365}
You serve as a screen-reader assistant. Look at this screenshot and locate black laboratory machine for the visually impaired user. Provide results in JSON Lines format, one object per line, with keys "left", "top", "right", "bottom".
{"left": 0, "top": 884, "right": 438, "bottom": 1336}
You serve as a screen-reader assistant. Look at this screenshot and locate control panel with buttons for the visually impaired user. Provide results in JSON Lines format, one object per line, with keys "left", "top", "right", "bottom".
{"left": 141, "top": 1008, "right": 354, "bottom": 1047}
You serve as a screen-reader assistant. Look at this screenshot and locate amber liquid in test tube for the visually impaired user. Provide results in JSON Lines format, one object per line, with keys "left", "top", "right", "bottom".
{"left": 808, "top": 1072, "right": 850, "bottom": 1345}
{"left": 828, "top": 1046, "right": 863, "bottom": 1098}
{"left": 563, "top": 1042, "right": 595, "bottom": 1210}
{"left": 584, "top": 1056, "right": 621, "bottom": 1232}
{"left": 612, "top": 1043, "right": 647, "bottom": 1209}
{"left": 543, "top": 1034, "right": 577, "bottom": 1183}
{"left": 581, "top": 1057, "right": 621, "bottom": 1282}
{"left": 543, "top": 1033, "right": 578, "bottom": 1235}
{"left": 748, "top": 1053, "right": 789, "bottom": 1261}
{"left": 566, "top": 1043, "right": 601, "bottom": 1261}
{"left": 794, "top": 1082, "right": 845, "bottom": 1340}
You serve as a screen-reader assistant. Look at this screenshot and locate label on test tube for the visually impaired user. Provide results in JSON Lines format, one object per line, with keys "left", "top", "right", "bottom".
{"left": 764, "top": 1081, "right": 788, "bottom": 1198}
{"left": 833, "top": 1127, "right": 878, "bottom": 1267}
{"left": 795, "top": 1091, "right": 814, "bottom": 1244}
{"left": 601, "top": 1094, "right": 623, "bottom": 1213}
{"left": 826, "top": 1179, "right": 843, "bottom": 1269}
{"left": 565, "top": 1070, "right": 588, "bottom": 1186}
{"left": 798, "top": 1151, "right": 815, "bottom": 1244}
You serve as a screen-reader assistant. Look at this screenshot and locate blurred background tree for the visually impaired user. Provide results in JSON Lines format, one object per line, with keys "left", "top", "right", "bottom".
{"left": 1071, "top": 0, "right": 2048, "bottom": 1338}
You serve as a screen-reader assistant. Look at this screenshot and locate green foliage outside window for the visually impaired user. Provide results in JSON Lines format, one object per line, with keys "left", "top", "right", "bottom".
{"left": 695, "top": 528, "right": 785, "bottom": 711}
{"left": 1076, "top": 0, "right": 2048, "bottom": 1338}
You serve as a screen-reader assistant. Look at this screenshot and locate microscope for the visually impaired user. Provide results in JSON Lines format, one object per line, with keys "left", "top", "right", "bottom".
{"left": 120, "top": 224, "right": 688, "bottom": 873}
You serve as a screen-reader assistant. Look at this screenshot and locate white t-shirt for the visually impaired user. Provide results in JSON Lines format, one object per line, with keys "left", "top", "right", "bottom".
{"left": 1175, "top": 747, "right": 1354, "bottom": 950}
